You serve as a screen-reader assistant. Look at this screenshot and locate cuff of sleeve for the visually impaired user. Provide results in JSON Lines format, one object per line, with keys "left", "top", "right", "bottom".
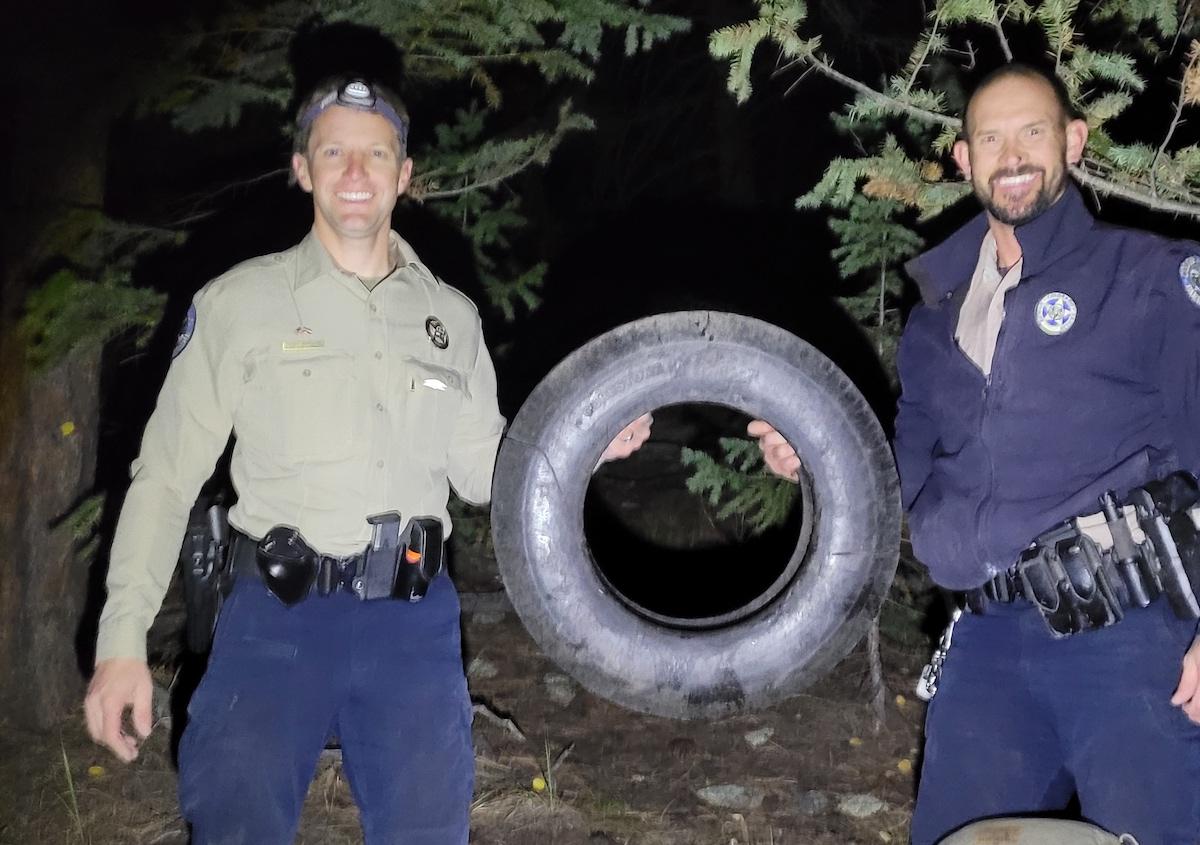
{"left": 94, "top": 618, "right": 149, "bottom": 665}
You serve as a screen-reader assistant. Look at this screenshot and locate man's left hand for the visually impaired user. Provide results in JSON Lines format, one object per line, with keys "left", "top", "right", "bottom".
{"left": 1170, "top": 635, "right": 1200, "bottom": 725}
{"left": 599, "top": 413, "right": 653, "bottom": 463}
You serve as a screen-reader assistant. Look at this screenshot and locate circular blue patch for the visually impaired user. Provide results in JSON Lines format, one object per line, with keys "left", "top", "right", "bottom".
{"left": 1034, "top": 291, "right": 1077, "bottom": 336}
{"left": 1179, "top": 255, "right": 1200, "bottom": 308}
{"left": 172, "top": 304, "right": 197, "bottom": 359}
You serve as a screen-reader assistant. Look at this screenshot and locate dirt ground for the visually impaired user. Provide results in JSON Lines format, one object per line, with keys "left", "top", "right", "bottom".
{"left": 0, "top": 408, "right": 935, "bottom": 844}
{"left": 0, "top": 589, "right": 928, "bottom": 845}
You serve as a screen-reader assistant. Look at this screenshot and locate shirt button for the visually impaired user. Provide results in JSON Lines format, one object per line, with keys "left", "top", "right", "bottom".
{"left": 302, "top": 368, "right": 311, "bottom": 377}
{"left": 369, "top": 304, "right": 378, "bottom": 313}
{"left": 376, "top": 460, "right": 385, "bottom": 468}
{"left": 374, "top": 351, "right": 383, "bottom": 360}
{"left": 376, "top": 403, "right": 384, "bottom": 412}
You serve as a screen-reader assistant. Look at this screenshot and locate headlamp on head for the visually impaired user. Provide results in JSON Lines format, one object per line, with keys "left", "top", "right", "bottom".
{"left": 299, "top": 79, "right": 408, "bottom": 148}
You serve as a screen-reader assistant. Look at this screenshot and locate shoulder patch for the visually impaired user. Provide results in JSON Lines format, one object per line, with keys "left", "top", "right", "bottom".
{"left": 1179, "top": 255, "right": 1200, "bottom": 308}
{"left": 172, "top": 304, "right": 197, "bottom": 358}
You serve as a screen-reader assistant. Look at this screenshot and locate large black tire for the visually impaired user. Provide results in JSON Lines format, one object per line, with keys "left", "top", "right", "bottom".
{"left": 491, "top": 311, "right": 901, "bottom": 719}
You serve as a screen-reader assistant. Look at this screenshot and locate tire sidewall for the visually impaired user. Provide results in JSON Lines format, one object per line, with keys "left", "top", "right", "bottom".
{"left": 492, "top": 311, "right": 899, "bottom": 718}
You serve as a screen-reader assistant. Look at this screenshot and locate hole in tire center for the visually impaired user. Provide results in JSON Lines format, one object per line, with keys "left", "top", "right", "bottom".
{"left": 585, "top": 402, "right": 811, "bottom": 629}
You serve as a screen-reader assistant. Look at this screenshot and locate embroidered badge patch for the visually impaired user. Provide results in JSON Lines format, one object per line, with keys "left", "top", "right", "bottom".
{"left": 425, "top": 316, "right": 449, "bottom": 349}
{"left": 1179, "top": 255, "right": 1200, "bottom": 308}
{"left": 1034, "top": 292, "right": 1077, "bottom": 336}
{"left": 172, "top": 304, "right": 197, "bottom": 358}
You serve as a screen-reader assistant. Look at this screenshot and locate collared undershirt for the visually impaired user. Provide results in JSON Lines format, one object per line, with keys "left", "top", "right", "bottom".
{"left": 357, "top": 241, "right": 402, "bottom": 291}
{"left": 955, "top": 231, "right": 1023, "bottom": 376}
{"left": 360, "top": 272, "right": 388, "bottom": 291}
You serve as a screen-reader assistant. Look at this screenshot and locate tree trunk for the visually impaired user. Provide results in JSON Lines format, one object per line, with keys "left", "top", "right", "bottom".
{"left": 0, "top": 341, "right": 102, "bottom": 728}
{"left": 0, "top": 0, "right": 153, "bottom": 730}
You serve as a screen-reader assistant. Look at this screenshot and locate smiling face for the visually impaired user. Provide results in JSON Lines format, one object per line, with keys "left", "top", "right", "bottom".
{"left": 953, "top": 73, "right": 1088, "bottom": 227}
{"left": 291, "top": 104, "right": 413, "bottom": 250}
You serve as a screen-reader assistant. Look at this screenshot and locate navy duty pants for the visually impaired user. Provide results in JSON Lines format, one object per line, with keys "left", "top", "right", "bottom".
{"left": 911, "top": 596, "right": 1200, "bottom": 844}
{"left": 178, "top": 574, "right": 473, "bottom": 844}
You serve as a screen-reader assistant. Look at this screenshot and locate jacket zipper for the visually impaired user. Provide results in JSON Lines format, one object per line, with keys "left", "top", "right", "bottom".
{"left": 974, "top": 277, "right": 1027, "bottom": 575}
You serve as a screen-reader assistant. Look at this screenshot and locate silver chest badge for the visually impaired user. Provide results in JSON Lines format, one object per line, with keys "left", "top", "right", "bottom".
{"left": 1179, "top": 256, "right": 1200, "bottom": 308}
{"left": 425, "top": 316, "right": 449, "bottom": 349}
{"left": 1034, "top": 291, "right": 1077, "bottom": 336}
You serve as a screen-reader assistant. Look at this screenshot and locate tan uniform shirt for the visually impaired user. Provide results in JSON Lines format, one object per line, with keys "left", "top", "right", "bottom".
{"left": 955, "top": 232, "right": 1023, "bottom": 376}
{"left": 96, "top": 230, "right": 506, "bottom": 662}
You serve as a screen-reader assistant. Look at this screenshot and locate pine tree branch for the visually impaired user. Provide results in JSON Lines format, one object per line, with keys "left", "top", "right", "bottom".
{"left": 200, "top": 27, "right": 296, "bottom": 38}
{"left": 415, "top": 147, "right": 552, "bottom": 201}
{"left": 781, "top": 53, "right": 958, "bottom": 128}
{"left": 407, "top": 51, "right": 528, "bottom": 62}
{"left": 1150, "top": 94, "right": 1186, "bottom": 199}
{"left": 1072, "top": 162, "right": 1200, "bottom": 218}
{"left": 992, "top": 16, "right": 1013, "bottom": 62}
{"left": 1150, "top": 51, "right": 1198, "bottom": 197}
{"left": 876, "top": 261, "right": 886, "bottom": 356}
{"left": 903, "top": 18, "right": 940, "bottom": 98}
{"left": 796, "top": 56, "right": 1200, "bottom": 218}
{"left": 163, "top": 168, "right": 291, "bottom": 227}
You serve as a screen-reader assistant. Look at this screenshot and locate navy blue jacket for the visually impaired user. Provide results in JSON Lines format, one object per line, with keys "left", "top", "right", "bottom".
{"left": 896, "top": 184, "right": 1200, "bottom": 590}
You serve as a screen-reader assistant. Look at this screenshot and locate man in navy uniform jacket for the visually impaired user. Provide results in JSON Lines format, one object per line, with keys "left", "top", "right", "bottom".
{"left": 750, "top": 60, "right": 1200, "bottom": 842}
{"left": 895, "top": 63, "right": 1200, "bottom": 843}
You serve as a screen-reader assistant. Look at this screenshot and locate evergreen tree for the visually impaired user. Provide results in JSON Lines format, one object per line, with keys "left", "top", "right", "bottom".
{"left": 710, "top": 0, "right": 1200, "bottom": 371}
{"left": 681, "top": 437, "right": 797, "bottom": 539}
{"left": 692, "top": 0, "right": 1200, "bottom": 531}
{"left": 20, "top": 1, "right": 689, "bottom": 366}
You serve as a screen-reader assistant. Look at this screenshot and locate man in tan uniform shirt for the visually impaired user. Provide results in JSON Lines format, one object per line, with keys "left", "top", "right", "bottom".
{"left": 83, "top": 77, "right": 648, "bottom": 844}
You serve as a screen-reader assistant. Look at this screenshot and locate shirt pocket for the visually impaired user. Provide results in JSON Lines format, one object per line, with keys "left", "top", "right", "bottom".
{"left": 267, "top": 348, "right": 363, "bottom": 461}
{"left": 402, "top": 358, "right": 468, "bottom": 457}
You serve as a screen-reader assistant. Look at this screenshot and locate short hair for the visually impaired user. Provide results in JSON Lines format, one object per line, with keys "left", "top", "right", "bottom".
{"left": 292, "top": 76, "right": 409, "bottom": 156}
{"left": 961, "top": 62, "right": 1079, "bottom": 137}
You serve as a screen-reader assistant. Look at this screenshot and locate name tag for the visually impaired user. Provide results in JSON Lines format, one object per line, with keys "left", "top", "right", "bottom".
{"left": 281, "top": 340, "right": 326, "bottom": 351}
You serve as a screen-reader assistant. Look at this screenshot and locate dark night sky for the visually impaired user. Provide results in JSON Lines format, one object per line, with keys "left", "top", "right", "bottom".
{"left": 5, "top": 2, "right": 925, "bottom": 411}
{"left": 12, "top": 0, "right": 1190, "bottom": 474}
{"left": 13, "top": 1, "right": 1200, "bottom": 657}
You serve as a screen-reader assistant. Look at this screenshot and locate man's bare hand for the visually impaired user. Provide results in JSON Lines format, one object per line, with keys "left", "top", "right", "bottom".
{"left": 747, "top": 419, "right": 800, "bottom": 482}
{"left": 84, "top": 658, "right": 154, "bottom": 762}
{"left": 1170, "top": 635, "right": 1200, "bottom": 726}
{"left": 599, "top": 413, "right": 653, "bottom": 463}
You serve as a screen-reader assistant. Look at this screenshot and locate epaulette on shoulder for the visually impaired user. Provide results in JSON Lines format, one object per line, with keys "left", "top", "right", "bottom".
{"left": 206, "top": 245, "right": 295, "bottom": 293}
{"left": 434, "top": 276, "right": 483, "bottom": 317}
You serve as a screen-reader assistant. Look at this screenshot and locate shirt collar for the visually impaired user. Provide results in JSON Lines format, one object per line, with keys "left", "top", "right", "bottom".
{"left": 906, "top": 181, "right": 1095, "bottom": 305}
{"left": 293, "top": 229, "right": 437, "bottom": 290}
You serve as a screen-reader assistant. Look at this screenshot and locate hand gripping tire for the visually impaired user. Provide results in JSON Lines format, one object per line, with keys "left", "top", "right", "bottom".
{"left": 490, "top": 312, "right": 901, "bottom": 719}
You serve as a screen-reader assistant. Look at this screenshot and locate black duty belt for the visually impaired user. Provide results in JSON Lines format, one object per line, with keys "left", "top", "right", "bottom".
{"left": 963, "top": 471, "right": 1200, "bottom": 637}
{"left": 231, "top": 531, "right": 367, "bottom": 595}
{"left": 231, "top": 511, "right": 445, "bottom": 606}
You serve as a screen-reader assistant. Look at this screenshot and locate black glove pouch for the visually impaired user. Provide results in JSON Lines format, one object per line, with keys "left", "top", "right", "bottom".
{"left": 256, "top": 526, "right": 318, "bottom": 606}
